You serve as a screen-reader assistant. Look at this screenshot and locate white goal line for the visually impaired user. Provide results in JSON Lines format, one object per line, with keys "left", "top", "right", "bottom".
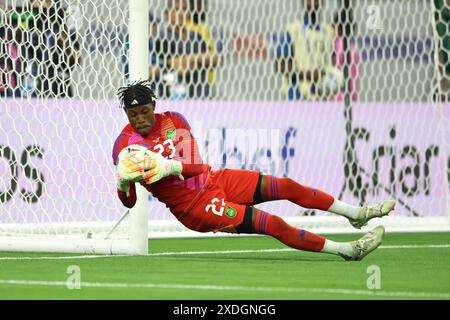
{"left": 0, "top": 244, "right": 449, "bottom": 261}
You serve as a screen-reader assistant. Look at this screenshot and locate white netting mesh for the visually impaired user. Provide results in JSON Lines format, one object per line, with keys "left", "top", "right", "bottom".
{"left": 2, "top": 0, "right": 447, "bottom": 101}
{"left": 0, "top": 0, "right": 449, "bottom": 242}
{"left": 0, "top": 0, "right": 128, "bottom": 238}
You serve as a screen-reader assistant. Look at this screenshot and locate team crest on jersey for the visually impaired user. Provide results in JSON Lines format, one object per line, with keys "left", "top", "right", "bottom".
{"left": 166, "top": 128, "right": 176, "bottom": 140}
{"left": 225, "top": 206, "right": 237, "bottom": 218}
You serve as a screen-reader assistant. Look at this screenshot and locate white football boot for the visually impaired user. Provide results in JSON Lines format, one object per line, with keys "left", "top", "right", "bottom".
{"left": 348, "top": 199, "right": 396, "bottom": 229}
{"left": 340, "top": 226, "right": 385, "bottom": 261}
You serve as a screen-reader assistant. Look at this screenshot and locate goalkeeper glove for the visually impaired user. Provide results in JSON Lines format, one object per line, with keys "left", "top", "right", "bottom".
{"left": 141, "top": 150, "right": 184, "bottom": 184}
{"left": 116, "top": 144, "right": 184, "bottom": 191}
{"left": 116, "top": 145, "right": 156, "bottom": 193}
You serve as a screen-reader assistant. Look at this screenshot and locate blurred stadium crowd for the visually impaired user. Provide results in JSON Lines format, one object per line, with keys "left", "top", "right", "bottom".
{"left": 1, "top": 0, "right": 449, "bottom": 102}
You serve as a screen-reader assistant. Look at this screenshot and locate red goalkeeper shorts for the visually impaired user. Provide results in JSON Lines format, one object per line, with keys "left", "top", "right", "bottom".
{"left": 177, "top": 169, "right": 260, "bottom": 233}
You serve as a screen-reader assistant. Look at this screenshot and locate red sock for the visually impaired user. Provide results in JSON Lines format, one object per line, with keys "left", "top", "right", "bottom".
{"left": 253, "top": 209, "right": 325, "bottom": 252}
{"left": 265, "top": 176, "right": 334, "bottom": 210}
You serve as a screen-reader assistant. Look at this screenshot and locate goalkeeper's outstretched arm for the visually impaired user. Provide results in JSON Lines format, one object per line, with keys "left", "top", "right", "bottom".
{"left": 115, "top": 159, "right": 203, "bottom": 209}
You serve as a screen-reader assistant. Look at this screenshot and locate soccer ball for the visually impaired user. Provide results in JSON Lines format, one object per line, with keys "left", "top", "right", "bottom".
{"left": 118, "top": 144, "right": 148, "bottom": 163}
{"left": 117, "top": 144, "right": 151, "bottom": 181}
{"left": 316, "top": 67, "right": 344, "bottom": 98}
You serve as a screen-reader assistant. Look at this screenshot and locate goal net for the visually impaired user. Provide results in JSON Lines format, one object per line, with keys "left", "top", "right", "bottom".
{"left": 0, "top": 0, "right": 449, "bottom": 254}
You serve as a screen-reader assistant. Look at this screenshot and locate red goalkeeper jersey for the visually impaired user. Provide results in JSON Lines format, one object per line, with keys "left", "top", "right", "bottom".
{"left": 112, "top": 111, "right": 211, "bottom": 214}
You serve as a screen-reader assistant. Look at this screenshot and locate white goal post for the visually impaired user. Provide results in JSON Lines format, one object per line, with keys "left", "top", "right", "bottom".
{"left": 0, "top": 0, "right": 149, "bottom": 254}
{"left": 0, "top": 0, "right": 449, "bottom": 255}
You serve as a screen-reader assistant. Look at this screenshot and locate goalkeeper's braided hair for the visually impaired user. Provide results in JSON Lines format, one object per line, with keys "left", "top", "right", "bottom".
{"left": 117, "top": 80, "right": 156, "bottom": 109}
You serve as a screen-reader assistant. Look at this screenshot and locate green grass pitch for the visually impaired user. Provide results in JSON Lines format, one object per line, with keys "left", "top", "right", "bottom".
{"left": 0, "top": 232, "right": 449, "bottom": 300}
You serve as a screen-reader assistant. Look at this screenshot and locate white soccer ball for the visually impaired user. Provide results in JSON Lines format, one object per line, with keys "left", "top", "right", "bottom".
{"left": 116, "top": 144, "right": 151, "bottom": 183}
{"left": 118, "top": 144, "right": 148, "bottom": 163}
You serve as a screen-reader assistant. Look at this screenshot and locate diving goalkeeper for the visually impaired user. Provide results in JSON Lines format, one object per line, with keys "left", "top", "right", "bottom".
{"left": 113, "top": 80, "right": 395, "bottom": 261}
